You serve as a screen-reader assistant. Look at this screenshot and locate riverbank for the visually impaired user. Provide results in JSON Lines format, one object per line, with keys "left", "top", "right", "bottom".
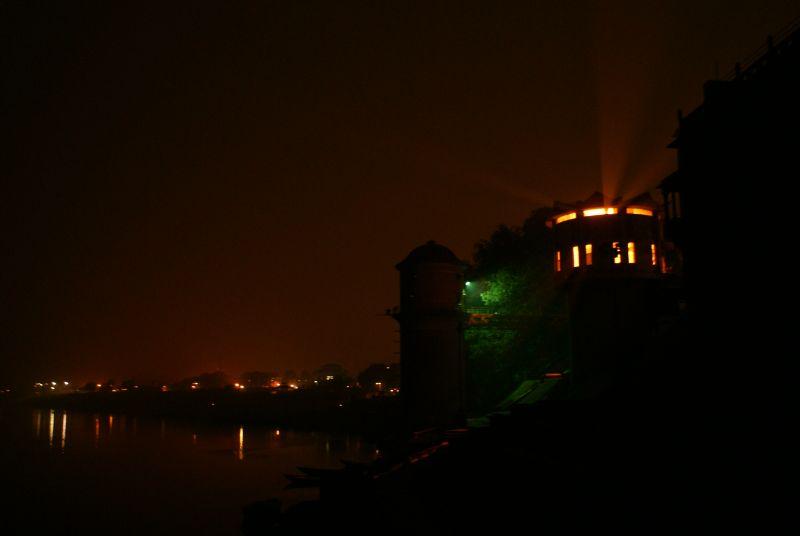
{"left": 243, "top": 386, "right": 782, "bottom": 533}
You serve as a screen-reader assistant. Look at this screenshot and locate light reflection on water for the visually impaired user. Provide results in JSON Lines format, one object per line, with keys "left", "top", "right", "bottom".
{"left": 60, "top": 412, "right": 67, "bottom": 452}
{"left": 29, "top": 409, "right": 374, "bottom": 464}
{"left": 48, "top": 409, "right": 54, "bottom": 447}
{"left": 9, "top": 409, "right": 377, "bottom": 534}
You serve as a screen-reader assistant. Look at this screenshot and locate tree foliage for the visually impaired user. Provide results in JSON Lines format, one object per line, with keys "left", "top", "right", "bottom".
{"left": 464, "top": 207, "right": 570, "bottom": 413}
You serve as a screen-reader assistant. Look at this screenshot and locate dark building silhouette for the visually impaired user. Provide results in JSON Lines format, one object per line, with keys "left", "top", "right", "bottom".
{"left": 659, "top": 21, "right": 800, "bottom": 390}
{"left": 357, "top": 362, "right": 400, "bottom": 396}
{"left": 393, "top": 241, "right": 467, "bottom": 431}
{"left": 549, "top": 192, "right": 665, "bottom": 393}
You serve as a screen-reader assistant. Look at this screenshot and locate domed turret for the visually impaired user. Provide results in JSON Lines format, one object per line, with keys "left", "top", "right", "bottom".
{"left": 396, "top": 240, "right": 466, "bottom": 314}
{"left": 396, "top": 240, "right": 463, "bottom": 267}
{"left": 394, "top": 241, "right": 467, "bottom": 432}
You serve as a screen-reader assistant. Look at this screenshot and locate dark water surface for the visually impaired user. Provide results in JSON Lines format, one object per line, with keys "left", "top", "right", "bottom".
{"left": 0, "top": 407, "right": 376, "bottom": 534}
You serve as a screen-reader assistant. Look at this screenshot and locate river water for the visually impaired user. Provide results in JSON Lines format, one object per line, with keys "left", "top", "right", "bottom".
{"left": 0, "top": 407, "right": 377, "bottom": 534}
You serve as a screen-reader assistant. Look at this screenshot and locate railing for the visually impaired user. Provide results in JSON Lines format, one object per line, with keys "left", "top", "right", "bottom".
{"left": 723, "top": 15, "right": 800, "bottom": 80}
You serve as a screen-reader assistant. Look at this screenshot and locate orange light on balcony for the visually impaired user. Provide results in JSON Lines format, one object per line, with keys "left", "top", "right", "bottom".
{"left": 572, "top": 246, "right": 580, "bottom": 268}
{"left": 555, "top": 251, "right": 561, "bottom": 272}
{"left": 612, "top": 242, "right": 622, "bottom": 264}
{"left": 626, "top": 207, "right": 654, "bottom": 216}
{"left": 583, "top": 207, "right": 618, "bottom": 217}
{"left": 585, "top": 244, "right": 592, "bottom": 265}
{"left": 555, "top": 212, "right": 577, "bottom": 224}
{"left": 650, "top": 243, "right": 657, "bottom": 266}
{"left": 627, "top": 242, "right": 636, "bottom": 264}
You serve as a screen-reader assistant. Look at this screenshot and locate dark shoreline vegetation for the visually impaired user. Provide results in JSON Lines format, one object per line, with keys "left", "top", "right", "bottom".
{"left": 14, "top": 389, "right": 403, "bottom": 439}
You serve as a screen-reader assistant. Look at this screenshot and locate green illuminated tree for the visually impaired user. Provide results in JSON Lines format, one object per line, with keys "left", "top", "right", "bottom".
{"left": 464, "top": 207, "right": 570, "bottom": 412}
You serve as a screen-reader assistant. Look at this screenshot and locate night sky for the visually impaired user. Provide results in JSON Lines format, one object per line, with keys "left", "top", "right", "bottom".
{"left": 3, "top": 1, "right": 797, "bottom": 385}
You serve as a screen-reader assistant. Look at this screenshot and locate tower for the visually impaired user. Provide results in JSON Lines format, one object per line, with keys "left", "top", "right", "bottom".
{"left": 550, "top": 192, "right": 665, "bottom": 394}
{"left": 393, "top": 241, "right": 467, "bottom": 431}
